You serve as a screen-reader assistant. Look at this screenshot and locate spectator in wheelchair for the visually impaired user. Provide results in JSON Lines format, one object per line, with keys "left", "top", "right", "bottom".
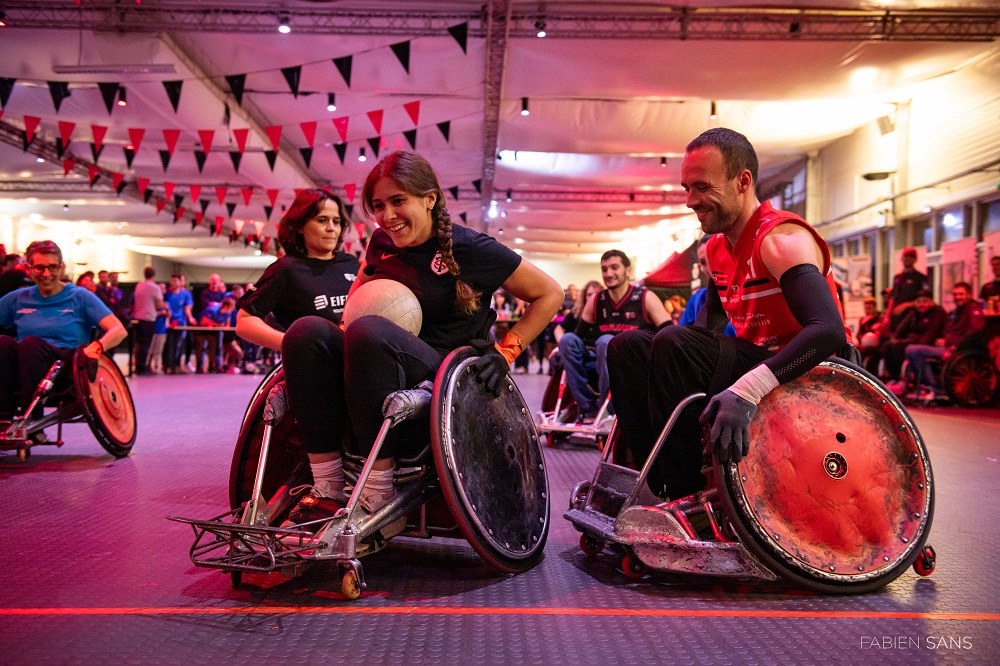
{"left": 881, "top": 289, "right": 945, "bottom": 391}
{"left": 557, "top": 249, "right": 670, "bottom": 422}
{"left": 0, "top": 240, "right": 127, "bottom": 422}
{"left": 608, "top": 128, "right": 853, "bottom": 501}
{"left": 233, "top": 188, "right": 360, "bottom": 524}
{"left": 344, "top": 150, "right": 562, "bottom": 523}
{"left": 901, "top": 282, "right": 985, "bottom": 402}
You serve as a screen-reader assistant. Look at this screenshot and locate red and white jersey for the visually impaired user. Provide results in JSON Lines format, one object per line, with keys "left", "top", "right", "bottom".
{"left": 706, "top": 201, "right": 850, "bottom": 352}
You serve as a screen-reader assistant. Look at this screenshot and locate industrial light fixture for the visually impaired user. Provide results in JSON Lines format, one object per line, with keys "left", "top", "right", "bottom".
{"left": 534, "top": 19, "right": 546, "bottom": 38}
{"left": 117, "top": 87, "right": 127, "bottom": 107}
{"left": 520, "top": 97, "right": 530, "bottom": 116}
{"left": 36, "top": 157, "right": 45, "bottom": 163}
{"left": 709, "top": 101, "right": 718, "bottom": 120}
{"left": 506, "top": 189, "right": 512, "bottom": 202}
{"left": 660, "top": 156, "right": 667, "bottom": 168}
{"left": 63, "top": 204, "right": 70, "bottom": 211}
{"left": 327, "top": 93, "right": 337, "bottom": 112}
{"left": 358, "top": 147, "right": 367, "bottom": 162}
{"left": 277, "top": 14, "right": 291, "bottom": 34}
{"left": 862, "top": 171, "right": 895, "bottom": 181}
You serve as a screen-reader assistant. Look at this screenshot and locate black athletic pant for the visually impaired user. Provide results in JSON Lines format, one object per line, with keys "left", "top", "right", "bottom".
{"left": 607, "top": 326, "right": 771, "bottom": 500}
{"left": 344, "top": 315, "right": 446, "bottom": 460}
{"left": 281, "top": 316, "right": 349, "bottom": 455}
{"left": 0, "top": 335, "right": 75, "bottom": 417}
{"left": 132, "top": 320, "right": 156, "bottom": 374}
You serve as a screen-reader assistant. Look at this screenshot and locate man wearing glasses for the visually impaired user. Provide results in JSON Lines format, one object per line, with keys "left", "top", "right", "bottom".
{"left": 0, "top": 240, "right": 127, "bottom": 422}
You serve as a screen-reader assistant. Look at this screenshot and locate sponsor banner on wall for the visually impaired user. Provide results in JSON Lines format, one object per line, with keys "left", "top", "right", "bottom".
{"left": 940, "top": 237, "right": 977, "bottom": 310}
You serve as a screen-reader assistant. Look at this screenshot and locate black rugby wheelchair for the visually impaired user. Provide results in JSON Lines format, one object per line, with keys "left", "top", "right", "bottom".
{"left": 169, "top": 347, "right": 550, "bottom": 599}
{"left": 0, "top": 347, "right": 137, "bottom": 460}
{"left": 565, "top": 357, "right": 937, "bottom": 594}
{"left": 898, "top": 334, "right": 999, "bottom": 407}
{"left": 535, "top": 348, "right": 614, "bottom": 448}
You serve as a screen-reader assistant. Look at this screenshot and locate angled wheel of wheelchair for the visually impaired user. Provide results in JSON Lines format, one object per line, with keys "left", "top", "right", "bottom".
{"left": 228, "top": 364, "right": 309, "bottom": 517}
{"left": 431, "top": 347, "right": 550, "bottom": 573}
{"left": 72, "top": 349, "right": 136, "bottom": 457}
{"left": 713, "top": 357, "right": 934, "bottom": 594}
{"left": 941, "top": 351, "right": 998, "bottom": 407}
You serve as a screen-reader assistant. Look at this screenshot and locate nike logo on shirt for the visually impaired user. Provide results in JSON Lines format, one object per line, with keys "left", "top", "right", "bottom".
{"left": 381, "top": 252, "right": 397, "bottom": 260}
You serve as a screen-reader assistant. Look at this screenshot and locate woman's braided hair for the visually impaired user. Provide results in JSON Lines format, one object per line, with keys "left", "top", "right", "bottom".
{"left": 362, "top": 151, "right": 480, "bottom": 314}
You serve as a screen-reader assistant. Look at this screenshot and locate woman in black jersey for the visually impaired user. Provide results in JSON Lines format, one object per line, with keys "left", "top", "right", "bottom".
{"left": 345, "top": 151, "right": 563, "bottom": 520}
{"left": 234, "top": 189, "right": 359, "bottom": 522}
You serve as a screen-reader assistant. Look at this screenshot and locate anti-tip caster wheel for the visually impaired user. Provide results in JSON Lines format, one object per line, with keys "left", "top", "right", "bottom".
{"left": 580, "top": 534, "right": 604, "bottom": 557}
{"left": 341, "top": 570, "right": 362, "bottom": 600}
{"left": 913, "top": 545, "right": 936, "bottom": 577}
{"left": 230, "top": 571, "right": 243, "bottom": 588}
{"left": 621, "top": 553, "right": 647, "bottom": 580}
{"left": 17, "top": 447, "right": 29, "bottom": 462}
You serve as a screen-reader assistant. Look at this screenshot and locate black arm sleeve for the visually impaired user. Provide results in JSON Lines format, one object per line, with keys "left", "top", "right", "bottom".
{"left": 695, "top": 279, "right": 731, "bottom": 334}
{"left": 574, "top": 319, "right": 596, "bottom": 339}
{"left": 762, "top": 264, "right": 848, "bottom": 384}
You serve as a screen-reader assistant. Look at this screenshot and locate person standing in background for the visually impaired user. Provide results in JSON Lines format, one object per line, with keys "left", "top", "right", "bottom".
{"left": 131, "top": 266, "right": 165, "bottom": 376}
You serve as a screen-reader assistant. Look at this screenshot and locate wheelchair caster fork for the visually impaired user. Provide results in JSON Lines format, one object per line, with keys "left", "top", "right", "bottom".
{"left": 338, "top": 559, "right": 365, "bottom": 600}
{"left": 913, "top": 545, "right": 936, "bottom": 576}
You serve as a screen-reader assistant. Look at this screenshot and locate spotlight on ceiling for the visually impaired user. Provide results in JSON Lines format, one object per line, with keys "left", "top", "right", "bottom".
{"left": 660, "top": 156, "right": 667, "bottom": 168}
{"left": 327, "top": 93, "right": 337, "bottom": 112}
{"left": 709, "top": 101, "right": 718, "bottom": 120}
{"left": 277, "top": 13, "right": 291, "bottom": 34}
{"left": 520, "top": 97, "right": 530, "bottom": 116}
{"left": 358, "top": 147, "right": 367, "bottom": 162}
{"left": 63, "top": 204, "right": 70, "bottom": 211}
{"left": 117, "top": 87, "right": 127, "bottom": 107}
{"left": 534, "top": 19, "right": 546, "bottom": 38}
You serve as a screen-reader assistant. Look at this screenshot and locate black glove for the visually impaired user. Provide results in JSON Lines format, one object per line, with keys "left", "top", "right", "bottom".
{"left": 699, "top": 389, "right": 757, "bottom": 463}
{"left": 469, "top": 339, "right": 509, "bottom": 397}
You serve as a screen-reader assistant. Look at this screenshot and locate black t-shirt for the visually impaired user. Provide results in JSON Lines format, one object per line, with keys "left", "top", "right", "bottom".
{"left": 363, "top": 224, "right": 521, "bottom": 351}
{"left": 892, "top": 269, "right": 927, "bottom": 305}
{"left": 237, "top": 253, "right": 360, "bottom": 330}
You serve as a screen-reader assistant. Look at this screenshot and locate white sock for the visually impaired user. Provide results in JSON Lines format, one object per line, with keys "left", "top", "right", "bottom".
{"left": 309, "top": 458, "right": 344, "bottom": 497}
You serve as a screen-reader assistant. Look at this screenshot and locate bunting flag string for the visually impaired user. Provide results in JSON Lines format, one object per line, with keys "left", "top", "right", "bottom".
{"left": 87, "top": 165, "right": 100, "bottom": 187}
{"left": 232, "top": 218, "right": 246, "bottom": 235}
{"left": 194, "top": 150, "right": 207, "bottom": 173}
{"left": 163, "top": 80, "right": 183, "bottom": 112}
{"left": 300, "top": 121, "right": 317, "bottom": 148}
{"left": 343, "top": 183, "right": 356, "bottom": 203}
{"left": 189, "top": 185, "right": 201, "bottom": 203}
{"left": 390, "top": 41, "right": 411, "bottom": 74}
{"left": 97, "top": 82, "right": 119, "bottom": 115}
{"left": 403, "top": 101, "right": 420, "bottom": 126}
{"left": 112, "top": 172, "right": 125, "bottom": 194}
{"left": 448, "top": 22, "right": 469, "bottom": 53}
{"left": 214, "top": 216, "right": 224, "bottom": 236}
{"left": 123, "top": 146, "right": 135, "bottom": 168}
{"left": 48, "top": 81, "right": 72, "bottom": 113}
{"left": 267, "top": 189, "right": 279, "bottom": 207}
{"left": 253, "top": 220, "right": 266, "bottom": 237}
{"left": 137, "top": 177, "right": 150, "bottom": 198}
{"left": 63, "top": 159, "right": 75, "bottom": 176}
{"left": 162, "top": 128, "right": 181, "bottom": 156}
{"left": 164, "top": 182, "right": 175, "bottom": 201}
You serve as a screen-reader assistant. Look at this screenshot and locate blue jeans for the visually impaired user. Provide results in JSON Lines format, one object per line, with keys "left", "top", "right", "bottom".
{"left": 905, "top": 344, "right": 947, "bottom": 389}
{"left": 557, "top": 332, "right": 600, "bottom": 414}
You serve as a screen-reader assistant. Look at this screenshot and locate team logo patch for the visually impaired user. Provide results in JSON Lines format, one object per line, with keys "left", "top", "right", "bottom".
{"left": 313, "top": 295, "right": 329, "bottom": 309}
{"left": 344, "top": 273, "right": 356, "bottom": 281}
{"left": 430, "top": 251, "right": 449, "bottom": 276}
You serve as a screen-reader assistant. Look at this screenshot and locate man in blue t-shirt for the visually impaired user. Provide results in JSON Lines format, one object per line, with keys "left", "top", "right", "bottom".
{"left": 0, "top": 240, "right": 127, "bottom": 418}
{"left": 163, "top": 274, "right": 197, "bottom": 373}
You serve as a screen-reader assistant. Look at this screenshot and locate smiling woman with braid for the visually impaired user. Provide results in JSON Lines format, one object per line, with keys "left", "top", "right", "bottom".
{"left": 344, "top": 151, "right": 563, "bottom": 522}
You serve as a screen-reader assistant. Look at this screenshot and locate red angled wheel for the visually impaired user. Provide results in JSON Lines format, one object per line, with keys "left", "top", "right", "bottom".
{"left": 580, "top": 534, "right": 604, "bottom": 557}
{"left": 621, "top": 554, "right": 647, "bottom": 580}
{"left": 913, "top": 546, "right": 936, "bottom": 577}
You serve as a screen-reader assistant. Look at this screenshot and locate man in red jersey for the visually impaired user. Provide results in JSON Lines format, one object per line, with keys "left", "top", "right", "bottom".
{"left": 608, "top": 128, "right": 852, "bottom": 500}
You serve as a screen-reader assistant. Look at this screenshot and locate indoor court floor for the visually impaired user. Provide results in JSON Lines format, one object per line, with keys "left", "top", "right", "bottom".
{"left": 0, "top": 366, "right": 998, "bottom": 664}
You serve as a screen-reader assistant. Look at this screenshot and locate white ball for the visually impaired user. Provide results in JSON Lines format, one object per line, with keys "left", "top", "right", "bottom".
{"left": 343, "top": 279, "right": 422, "bottom": 335}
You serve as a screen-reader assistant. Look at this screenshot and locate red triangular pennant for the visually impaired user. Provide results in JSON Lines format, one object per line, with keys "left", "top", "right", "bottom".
{"left": 267, "top": 189, "right": 279, "bottom": 207}
{"left": 162, "top": 128, "right": 181, "bottom": 156}
{"left": 164, "top": 182, "right": 175, "bottom": 201}
{"left": 63, "top": 158, "right": 75, "bottom": 176}
{"left": 241, "top": 187, "right": 253, "bottom": 206}
{"left": 403, "top": 101, "right": 420, "bottom": 126}
{"left": 233, "top": 218, "right": 246, "bottom": 235}
{"left": 233, "top": 127, "right": 249, "bottom": 154}
{"left": 214, "top": 216, "right": 224, "bottom": 236}
{"left": 354, "top": 222, "right": 366, "bottom": 240}
{"left": 91, "top": 125, "right": 108, "bottom": 153}
{"left": 299, "top": 121, "right": 317, "bottom": 149}
{"left": 265, "top": 126, "right": 282, "bottom": 152}
{"left": 87, "top": 165, "right": 100, "bottom": 186}
{"left": 197, "top": 129, "right": 214, "bottom": 154}
{"left": 344, "top": 183, "right": 356, "bottom": 203}
{"left": 189, "top": 185, "right": 201, "bottom": 203}
{"left": 128, "top": 127, "right": 145, "bottom": 153}
{"left": 253, "top": 220, "right": 266, "bottom": 237}
{"left": 332, "top": 117, "right": 349, "bottom": 143}
{"left": 367, "top": 109, "right": 383, "bottom": 135}
{"left": 294, "top": 188, "right": 304, "bottom": 198}
{"left": 23, "top": 115, "right": 41, "bottom": 145}
{"left": 262, "top": 237, "right": 271, "bottom": 254}
{"left": 215, "top": 186, "right": 228, "bottom": 205}
{"left": 155, "top": 200, "right": 166, "bottom": 214}
{"left": 58, "top": 121, "right": 75, "bottom": 147}
{"left": 112, "top": 172, "right": 124, "bottom": 191}
{"left": 194, "top": 211, "right": 204, "bottom": 226}
{"left": 137, "top": 177, "right": 150, "bottom": 197}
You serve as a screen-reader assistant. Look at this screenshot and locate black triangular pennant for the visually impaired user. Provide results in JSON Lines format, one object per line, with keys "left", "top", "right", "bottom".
{"left": 437, "top": 121, "right": 451, "bottom": 142}
{"left": 223, "top": 104, "right": 231, "bottom": 127}
{"left": 448, "top": 22, "right": 469, "bottom": 54}
{"left": 345, "top": 204, "right": 354, "bottom": 220}
{"left": 55, "top": 138, "right": 67, "bottom": 159}
{"left": 229, "top": 150, "right": 242, "bottom": 173}
{"left": 47, "top": 81, "right": 72, "bottom": 113}
{"left": 22, "top": 131, "right": 31, "bottom": 152}
{"left": 448, "top": 186, "right": 459, "bottom": 201}
{"left": 367, "top": 136, "right": 381, "bottom": 159}
{"left": 225, "top": 74, "right": 246, "bottom": 106}
{"left": 265, "top": 150, "right": 277, "bottom": 171}
{"left": 115, "top": 178, "right": 127, "bottom": 195}
{"left": 159, "top": 149, "right": 172, "bottom": 171}
{"left": 334, "top": 142, "right": 347, "bottom": 164}
{"left": 333, "top": 55, "right": 353, "bottom": 87}
{"left": 459, "top": 212, "right": 467, "bottom": 223}
{"left": 0, "top": 78, "right": 16, "bottom": 109}
{"left": 123, "top": 146, "right": 135, "bottom": 169}
{"left": 163, "top": 80, "right": 183, "bottom": 112}
{"left": 97, "top": 82, "right": 119, "bottom": 115}
{"left": 390, "top": 41, "right": 411, "bottom": 74}
{"left": 173, "top": 194, "right": 184, "bottom": 209}
{"left": 403, "top": 129, "right": 417, "bottom": 150}
{"left": 226, "top": 202, "right": 237, "bottom": 218}
{"left": 230, "top": 230, "right": 238, "bottom": 243}
{"left": 143, "top": 189, "right": 154, "bottom": 203}
{"left": 194, "top": 150, "right": 207, "bottom": 173}
{"left": 191, "top": 218, "right": 199, "bottom": 230}
{"left": 281, "top": 66, "right": 302, "bottom": 98}
{"left": 299, "top": 147, "right": 313, "bottom": 168}
{"left": 472, "top": 179, "right": 482, "bottom": 194}
{"left": 199, "top": 199, "right": 210, "bottom": 214}
{"left": 91, "top": 143, "right": 103, "bottom": 163}
{"left": 263, "top": 205, "right": 273, "bottom": 221}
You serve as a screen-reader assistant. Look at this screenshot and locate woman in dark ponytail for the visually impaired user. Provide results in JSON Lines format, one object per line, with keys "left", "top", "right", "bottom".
{"left": 344, "top": 151, "right": 563, "bottom": 524}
